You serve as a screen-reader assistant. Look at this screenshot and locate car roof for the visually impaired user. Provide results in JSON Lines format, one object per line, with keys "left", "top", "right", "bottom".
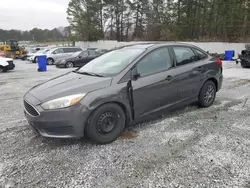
{"left": 116, "top": 42, "right": 202, "bottom": 50}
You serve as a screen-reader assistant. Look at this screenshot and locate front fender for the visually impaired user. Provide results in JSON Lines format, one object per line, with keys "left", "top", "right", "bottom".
{"left": 82, "top": 86, "right": 133, "bottom": 124}
{"left": 0, "top": 60, "right": 8, "bottom": 67}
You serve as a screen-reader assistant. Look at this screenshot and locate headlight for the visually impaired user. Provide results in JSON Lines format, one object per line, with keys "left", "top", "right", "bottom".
{"left": 41, "top": 94, "right": 86, "bottom": 110}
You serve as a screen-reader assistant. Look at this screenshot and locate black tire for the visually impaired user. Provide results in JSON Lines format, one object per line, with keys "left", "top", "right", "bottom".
{"left": 85, "top": 103, "right": 126, "bottom": 144}
{"left": 33, "top": 57, "right": 37, "bottom": 63}
{"left": 241, "top": 64, "right": 249, "bottom": 68}
{"left": 0, "top": 66, "right": 7, "bottom": 73}
{"left": 65, "top": 61, "right": 74, "bottom": 68}
{"left": 198, "top": 80, "right": 216, "bottom": 107}
{"left": 47, "top": 58, "right": 54, "bottom": 65}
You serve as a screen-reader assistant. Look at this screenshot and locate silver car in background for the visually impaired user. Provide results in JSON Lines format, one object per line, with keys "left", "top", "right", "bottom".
{"left": 46, "top": 47, "right": 83, "bottom": 65}
{"left": 27, "top": 47, "right": 83, "bottom": 64}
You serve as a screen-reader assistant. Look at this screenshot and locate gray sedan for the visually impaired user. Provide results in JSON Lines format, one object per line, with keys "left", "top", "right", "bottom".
{"left": 23, "top": 43, "right": 223, "bottom": 144}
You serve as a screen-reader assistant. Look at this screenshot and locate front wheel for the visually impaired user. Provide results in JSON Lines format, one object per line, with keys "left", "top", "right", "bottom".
{"left": 65, "top": 61, "right": 74, "bottom": 68}
{"left": 0, "top": 66, "right": 7, "bottom": 72}
{"left": 85, "top": 103, "right": 126, "bottom": 144}
{"left": 198, "top": 81, "right": 216, "bottom": 107}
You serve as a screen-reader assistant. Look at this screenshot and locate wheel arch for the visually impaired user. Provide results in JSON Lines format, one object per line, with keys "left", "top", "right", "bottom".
{"left": 87, "top": 101, "right": 132, "bottom": 127}
{"left": 205, "top": 77, "right": 218, "bottom": 91}
{"left": 47, "top": 57, "right": 54, "bottom": 64}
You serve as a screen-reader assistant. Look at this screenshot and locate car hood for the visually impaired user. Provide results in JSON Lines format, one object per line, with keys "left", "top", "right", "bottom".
{"left": 28, "top": 72, "right": 112, "bottom": 103}
{"left": 0, "top": 57, "right": 13, "bottom": 61}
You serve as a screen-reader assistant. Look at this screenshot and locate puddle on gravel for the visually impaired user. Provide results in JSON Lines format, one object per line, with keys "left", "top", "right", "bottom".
{"left": 119, "top": 131, "right": 137, "bottom": 140}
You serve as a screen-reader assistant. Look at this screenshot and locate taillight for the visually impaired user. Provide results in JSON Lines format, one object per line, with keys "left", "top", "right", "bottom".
{"left": 216, "top": 59, "right": 222, "bottom": 66}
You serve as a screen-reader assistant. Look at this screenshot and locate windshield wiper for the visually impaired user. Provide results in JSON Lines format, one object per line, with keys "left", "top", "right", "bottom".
{"left": 73, "top": 71, "right": 104, "bottom": 77}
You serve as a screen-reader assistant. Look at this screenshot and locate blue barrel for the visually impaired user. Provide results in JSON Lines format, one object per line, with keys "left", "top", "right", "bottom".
{"left": 225, "top": 50, "right": 235, "bottom": 60}
{"left": 37, "top": 55, "right": 47, "bottom": 72}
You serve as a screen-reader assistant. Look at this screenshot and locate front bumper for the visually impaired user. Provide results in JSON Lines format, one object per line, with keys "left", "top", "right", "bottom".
{"left": 56, "top": 63, "right": 66, "bottom": 68}
{"left": 7, "top": 61, "right": 15, "bottom": 70}
{"left": 23, "top": 93, "right": 91, "bottom": 138}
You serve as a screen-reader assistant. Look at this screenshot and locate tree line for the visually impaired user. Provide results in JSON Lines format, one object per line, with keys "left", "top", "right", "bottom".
{"left": 67, "top": 0, "right": 250, "bottom": 42}
{"left": 0, "top": 27, "right": 69, "bottom": 42}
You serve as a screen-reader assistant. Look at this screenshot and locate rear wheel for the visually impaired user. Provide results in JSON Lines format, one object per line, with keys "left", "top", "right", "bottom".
{"left": 47, "top": 58, "right": 54, "bottom": 65}
{"left": 65, "top": 61, "right": 74, "bottom": 68}
{"left": 198, "top": 81, "right": 216, "bottom": 107}
{"left": 241, "top": 64, "right": 249, "bottom": 68}
{"left": 85, "top": 103, "right": 126, "bottom": 144}
{"left": 33, "top": 57, "right": 37, "bottom": 63}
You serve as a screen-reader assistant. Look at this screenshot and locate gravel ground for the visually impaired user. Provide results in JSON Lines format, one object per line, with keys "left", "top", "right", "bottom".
{"left": 1, "top": 60, "right": 250, "bottom": 188}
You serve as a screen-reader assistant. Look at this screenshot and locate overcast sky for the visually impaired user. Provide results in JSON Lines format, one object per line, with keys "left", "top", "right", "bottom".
{"left": 0, "top": 0, "right": 70, "bottom": 30}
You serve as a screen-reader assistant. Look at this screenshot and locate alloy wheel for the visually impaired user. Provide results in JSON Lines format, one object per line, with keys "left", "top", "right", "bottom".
{"left": 204, "top": 85, "right": 215, "bottom": 104}
{"left": 66, "top": 62, "right": 74, "bottom": 68}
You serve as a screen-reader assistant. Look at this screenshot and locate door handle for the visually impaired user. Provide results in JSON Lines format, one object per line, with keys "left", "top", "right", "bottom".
{"left": 197, "top": 66, "right": 203, "bottom": 71}
{"left": 165, "top": 75, "right": 173, "bottom": 81}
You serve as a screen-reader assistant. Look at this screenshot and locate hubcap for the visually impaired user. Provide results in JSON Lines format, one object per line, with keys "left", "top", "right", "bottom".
{"left": 47, "top": 59, "right": 53, "bottom": 65}
{"left": 66, "top": 62, "right": 73, "bottom": 68}
{"left": 97, "top": 112, "right": 118, "bottom": 134}
{"left": 204, "top": 85, "right": 215, "bottom": 104}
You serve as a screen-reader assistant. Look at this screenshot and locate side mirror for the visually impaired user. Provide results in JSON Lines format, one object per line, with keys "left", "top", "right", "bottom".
{"left": 132, "top": 68, "right": 140, "bottom": 81}
{"left": 78, "top": 56, "right": 82, "bottom": 58}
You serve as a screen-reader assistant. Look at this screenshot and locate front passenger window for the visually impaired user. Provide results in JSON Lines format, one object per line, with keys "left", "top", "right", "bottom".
{"left": 136, "top": 47, "right": 172, "bottom": 77}
{"left": 53, "top": 48, "right": 64, "bottom": 54}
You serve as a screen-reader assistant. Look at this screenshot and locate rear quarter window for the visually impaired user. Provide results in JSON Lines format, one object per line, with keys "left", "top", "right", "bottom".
{"left": 193, "top": 48, "right": 208, "bottom": 60}
{"left": 173, "top": 46, "right": 197, "bottom": 66}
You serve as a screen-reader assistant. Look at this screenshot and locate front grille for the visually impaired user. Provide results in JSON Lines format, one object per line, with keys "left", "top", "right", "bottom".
{"left": 24, "top": 101, "right": 40, "bottom": 117}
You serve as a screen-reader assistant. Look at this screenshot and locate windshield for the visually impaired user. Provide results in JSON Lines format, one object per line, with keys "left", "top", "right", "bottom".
{"left": 42, "top": 48, "right": 54, "bottom": 54}
{"left": 77, "top": 48, "right": 144, "bottom": 77}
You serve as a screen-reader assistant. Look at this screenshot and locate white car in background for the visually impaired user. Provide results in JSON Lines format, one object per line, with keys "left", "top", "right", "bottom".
{"left": 27, "top": 48, "right": 54, "bottom": 63}
{"left": 0, "top": 57, "right": 15, "bottom": 72}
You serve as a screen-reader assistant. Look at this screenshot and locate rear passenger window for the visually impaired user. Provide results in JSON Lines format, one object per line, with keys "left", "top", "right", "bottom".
{"left": 193, "top": 48, "right": 208, "bottom": 60}
{"left": 80, "top": 51, "right": 89, "bottom": 57}
{"left": 137, "top": 47, "right": 172, "bottom": 77}
{"left": 173, "top": 47, "right": 196, "bottom": 66}
{"left": 64, "top": 48, "right": 82, "bottom": 53}
{"left": 89, "top": 51, "right": 98, "bottom": 56}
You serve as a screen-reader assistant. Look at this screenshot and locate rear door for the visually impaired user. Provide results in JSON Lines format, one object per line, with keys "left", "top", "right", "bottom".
{"left": 132, "top": 47, "right": 179, "bottom": 118}
{"left": 170, "top": 46, "right": 207, "bottom": 101}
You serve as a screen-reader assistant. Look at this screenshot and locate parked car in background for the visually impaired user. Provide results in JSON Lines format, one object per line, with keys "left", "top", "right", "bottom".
{"left": 21, "top": 47, "right": 45, "bottom": 61}
{"left": 238, "top": 45, "right": 250, "bottom": 68}
{"left": 55, "top": 50, "right": 101, "bottom": 68}
{"left": 27, "top": 47, "right": 54, "bottom": 63}
{"left": 24, "top": 43, "right": 223, "bottom": 144}
{"left": 45, "top": 47, "right": 83, "bottom": 65}
{"left": 0, "top": 57, "right": 15, "bottom": 72}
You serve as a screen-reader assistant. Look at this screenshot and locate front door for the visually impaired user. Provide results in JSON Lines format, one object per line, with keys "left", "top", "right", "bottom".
{"left": 74, "top": 51, "right": 89, "bottom": 67}
{"left": 132, "top": 47, "right": 178, "bottom": 118}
